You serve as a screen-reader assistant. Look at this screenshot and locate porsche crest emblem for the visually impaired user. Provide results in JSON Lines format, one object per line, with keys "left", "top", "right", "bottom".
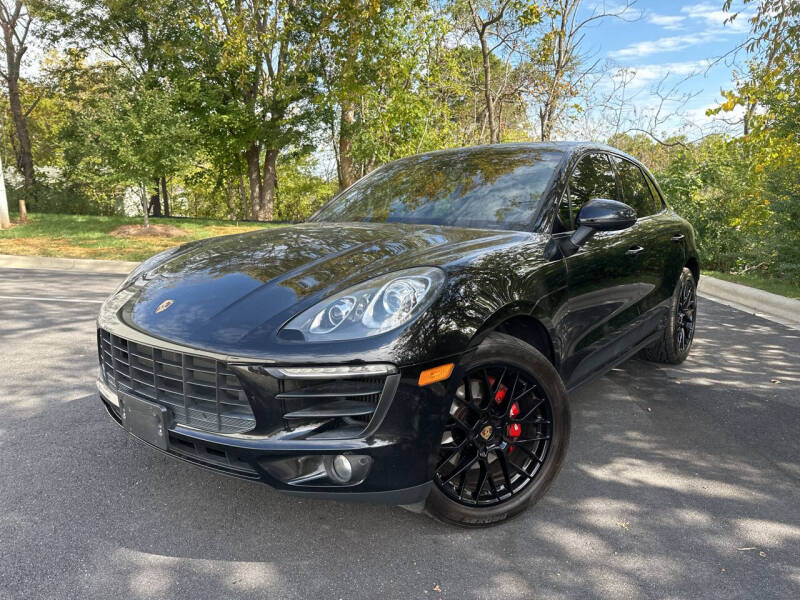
{"left": 155, "top": 299, "right": 174, "bottom": 314}
{"left": 479, "top": 425, "right": 493, "bottom": 440}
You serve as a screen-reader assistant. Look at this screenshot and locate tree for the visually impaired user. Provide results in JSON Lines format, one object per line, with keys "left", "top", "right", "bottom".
{"left": 171, "top": 0, "right": 334, "bottom": 220}
{"left": 319, "top": 0, "right": 452, "bottom": 189}
{"left": 59, "top": 57, "right": 195, "bottom": 226}
{"left": 0, "top": 0, "right": 36, "bottom": 219}
{"left": 55, "top": 0, "right": 192, "bottom": 216}
{"left": 712, "top": 0, "right": 800, "bottom": 280}
{"left": 535, "top": 0, "right": 636, "bottom": 141}
{"left": 718, "top": 0, "right": 798, "bottom": 135}
{"left": 457, "top": 0, "right": 543, "bottom": 143}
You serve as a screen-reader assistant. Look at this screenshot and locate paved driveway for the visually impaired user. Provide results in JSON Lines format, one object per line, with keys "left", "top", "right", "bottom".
{"left": 1, "top": 268, "right": 798, "bottom": 599}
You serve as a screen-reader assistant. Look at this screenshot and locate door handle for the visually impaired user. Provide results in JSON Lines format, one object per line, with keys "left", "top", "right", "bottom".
{"left": 671, "top": 233, "right": 685, "bottom": 242}
{"left": 626, "top": 245, "right": 645, "bottom": 256}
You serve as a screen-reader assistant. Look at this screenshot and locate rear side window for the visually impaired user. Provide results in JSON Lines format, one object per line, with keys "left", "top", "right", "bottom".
{"left": 613, "top": 157, "right": 659, "bottom": 218}
{"left": 645, "top": 176, "right": 664, "bottom": 210}
{"left": 564, "top": 153, "right": 618, "bottom": 228}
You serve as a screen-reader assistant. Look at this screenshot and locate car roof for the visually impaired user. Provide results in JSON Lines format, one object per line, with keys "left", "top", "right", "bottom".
{"left": 406, "top": 142, "right": 641, "bottom": 165}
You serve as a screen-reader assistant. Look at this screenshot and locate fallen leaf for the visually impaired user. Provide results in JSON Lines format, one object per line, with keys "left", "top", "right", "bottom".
{"left": 617, "top": 521, "right": 630, "bottom": 530}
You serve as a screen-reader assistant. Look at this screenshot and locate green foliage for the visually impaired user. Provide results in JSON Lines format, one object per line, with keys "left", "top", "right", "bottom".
{"left": 7, "top": 182, "right": 108, "bottom": 215}
{"left": 274, "top": 156, "right": 337, "bottom": 221}
{"left": 0, "top": 0, "right": 796, "bottom": 286}
{"left": 612, "top": 130, "right": 795, "bottom": 282}
{"left": 708, "top": 0, "right": 800, "bottom": 281}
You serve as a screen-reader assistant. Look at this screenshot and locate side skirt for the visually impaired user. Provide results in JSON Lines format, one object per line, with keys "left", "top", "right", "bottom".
{"left": 566, "top": 330, "right": 662, "bottom": 393}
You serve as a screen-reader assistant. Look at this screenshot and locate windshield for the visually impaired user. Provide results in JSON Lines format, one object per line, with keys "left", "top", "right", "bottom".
{"left": 313, "top": 147, "right": 564, "bottom": 231}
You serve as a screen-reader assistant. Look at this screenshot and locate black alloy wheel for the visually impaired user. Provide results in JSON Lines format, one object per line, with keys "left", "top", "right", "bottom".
{"left": 425, "top": 332, "right": 570, "bottom": 526}
{"left": 434, "top": 366, "right": 553, "bottom": 507}
{"left": 640, "top": 266, "right": 698, "bottom": 364}
{"left": 675, "top": 275, "right": 697, "bottom": 352}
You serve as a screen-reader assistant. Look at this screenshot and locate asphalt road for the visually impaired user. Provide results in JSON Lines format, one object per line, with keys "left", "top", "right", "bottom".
{"left": 1, "top": 267, "right": 798, "bottom": 600}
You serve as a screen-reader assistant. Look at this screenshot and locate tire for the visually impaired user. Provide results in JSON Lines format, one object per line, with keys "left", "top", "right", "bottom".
{"left": 425, "top": 332, "right": 570, "bottom": 527}
{"left": 640, "top": 267, "right": 697, "bottom": 364}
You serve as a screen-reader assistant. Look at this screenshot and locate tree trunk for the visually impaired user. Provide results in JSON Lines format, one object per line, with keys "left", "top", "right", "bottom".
{"left": 338, "top": 101, "right": 356, "bottom": 190}
{"left": 259, "top": 148, "right": 278, "bottom": 221}
{"left": 2, "top": 25, "right": 33, "bottom": 221}
{"left": 244, "top": 144, "right": 277, "bottom": 221}
{"left": 238, "top": 172, "right": 248, "bottom": 220}
{"left": 160, "top": 176, "right": 170, "bottom": 216}
{"left": 150, "top": 179, "right": 162, "bottom": 217}
{"left": 539, "top": 103, "right": 554, "bottom": 142}
{"left": 0, "top": 152, "right": 10, "bottom": 228}
{"left": 139, "top": 183, "right": 150, "bottom": 228}
{"left": 245, "top": 143, "right": 262, "bottom": 220}
{"left": 479, "top": 37, "right": 497, "bottom": 144}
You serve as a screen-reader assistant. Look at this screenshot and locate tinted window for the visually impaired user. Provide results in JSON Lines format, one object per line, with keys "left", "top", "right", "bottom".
{"left": 313, "top": 148, "right": 564, "bottom": 231}
{"left": 565, "top": 153, "right": 617, "bottom": 227}
{"left": 613, "top": 157, "right": 658, "bottom": 218}
{"left": 645, "top": 176, "right": 664, "bottom": 210}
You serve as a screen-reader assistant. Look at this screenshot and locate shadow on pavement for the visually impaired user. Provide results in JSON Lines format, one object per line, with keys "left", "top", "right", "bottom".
{"left": 1, "top": 297, "right": 798, "bottom": 599}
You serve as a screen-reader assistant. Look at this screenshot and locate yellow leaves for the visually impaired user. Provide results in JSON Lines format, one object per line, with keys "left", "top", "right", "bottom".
{"left": 518, "top": 2, "right": 543, "bottom": 27}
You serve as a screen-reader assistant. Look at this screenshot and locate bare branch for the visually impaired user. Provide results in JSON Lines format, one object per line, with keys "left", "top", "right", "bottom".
{"left": 22, "top": 92, "right": 40, "bottom": 118}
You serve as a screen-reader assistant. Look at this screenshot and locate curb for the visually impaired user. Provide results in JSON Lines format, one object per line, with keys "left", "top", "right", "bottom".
{"left": 698, "top": 276, "right": 800, "bottom": 329}
{"left": 0, "top": 253, "right": 137, "bottom": 275}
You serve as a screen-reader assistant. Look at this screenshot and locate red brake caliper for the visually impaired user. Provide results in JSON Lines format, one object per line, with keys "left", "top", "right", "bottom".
{"left": 507, "top": 401, "right": 521, "bottom": 452}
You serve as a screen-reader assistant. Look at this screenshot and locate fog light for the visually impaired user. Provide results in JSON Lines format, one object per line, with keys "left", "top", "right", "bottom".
{"left": 323, "top": 454, "right": 372, "bottom": 485}
{"left": 331, "top": 454, "right": 353, "bottom": 482}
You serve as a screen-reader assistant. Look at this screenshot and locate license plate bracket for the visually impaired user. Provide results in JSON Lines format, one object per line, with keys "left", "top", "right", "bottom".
{"left": 119, "top": 392, "right": 169, "bottom": 451}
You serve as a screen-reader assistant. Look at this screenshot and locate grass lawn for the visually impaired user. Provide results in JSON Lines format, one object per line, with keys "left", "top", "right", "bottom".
{"left": 0, "top": 213, "right": 282, "bottom": 262}
{"left": 704, "top": 270, "right": 800, "bottom": 299}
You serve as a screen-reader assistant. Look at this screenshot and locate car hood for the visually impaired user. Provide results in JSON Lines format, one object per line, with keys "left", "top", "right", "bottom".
{"left": 115, "top": 221, "right": 531, "bottom": 353}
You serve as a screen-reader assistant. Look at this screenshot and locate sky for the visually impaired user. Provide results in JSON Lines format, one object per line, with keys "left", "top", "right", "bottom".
{"left": 573, "top": 0, "right": 753, "bottom": 139}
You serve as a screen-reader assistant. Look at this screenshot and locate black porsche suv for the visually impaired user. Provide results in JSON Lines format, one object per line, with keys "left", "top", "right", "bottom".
{"left": 96, "top": 142, "right": 698, "bottom": 526}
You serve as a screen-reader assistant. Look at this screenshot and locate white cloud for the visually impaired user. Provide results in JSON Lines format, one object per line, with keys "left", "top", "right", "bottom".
{"left": 611, "top": 2, "right": 753, "bottom": 59}
{"left": 626, "top": 60, "right": 711, "bottom": 84}
{"left": 648, "top": 14, "right": 686, "bottom": 30}
{"left": 609, "top": 34, "right": 703, "bottom": 59}
{"left": 680, "top": 2, "right": 750, "bottom": 33}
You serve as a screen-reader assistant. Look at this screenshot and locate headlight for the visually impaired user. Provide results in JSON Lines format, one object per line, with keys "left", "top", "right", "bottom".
{"left": 281, "top": 267, "right": 446, "bottom": 341}
{"left": 113, "top": 245, "right": 185, "bottom": 294}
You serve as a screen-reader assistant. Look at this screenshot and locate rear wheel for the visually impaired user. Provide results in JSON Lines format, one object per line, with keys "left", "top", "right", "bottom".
{"left": 640, "top": 267, "right": 697, "bottom": 364}
{"left": 426, "top": 333, "right": 570, "bottom": 527}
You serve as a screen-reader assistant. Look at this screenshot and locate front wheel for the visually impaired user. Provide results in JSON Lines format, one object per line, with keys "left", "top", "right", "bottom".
{"left": 425, "top": 333, "right": 570, "bottom": 527}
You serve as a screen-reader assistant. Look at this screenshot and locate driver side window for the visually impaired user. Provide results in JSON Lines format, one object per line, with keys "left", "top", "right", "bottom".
{"left": 563, "top": 153, "right": 618, "bottom": 229}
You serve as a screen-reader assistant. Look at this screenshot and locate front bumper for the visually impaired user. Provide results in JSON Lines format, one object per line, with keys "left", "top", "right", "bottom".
{"left": 96, "top": 354, "right": 457, "bottom": 505}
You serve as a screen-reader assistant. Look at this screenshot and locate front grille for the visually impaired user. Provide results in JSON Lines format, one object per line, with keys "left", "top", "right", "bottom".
{"left": 98, "top": 329, "right": 255, "bottom": 434}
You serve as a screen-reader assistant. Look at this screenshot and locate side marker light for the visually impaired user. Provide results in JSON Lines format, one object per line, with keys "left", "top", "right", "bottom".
{"left": 418, "top": 363, "right": 455, "bottom": 386}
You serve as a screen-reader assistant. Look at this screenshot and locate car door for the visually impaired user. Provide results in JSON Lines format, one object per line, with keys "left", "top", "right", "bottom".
{"left": 643, "top": 168, "right": 688, "bottom": 312}
{"left": 553, "top": 152, "right": 652, "bottom": 389}
{"left": 611, "top": 155, "right": 679, "bottom": 324}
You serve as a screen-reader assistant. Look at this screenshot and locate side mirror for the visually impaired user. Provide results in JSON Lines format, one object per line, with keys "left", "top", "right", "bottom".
{"left": 561, "top": 198, "right": 636, "bottom": 257}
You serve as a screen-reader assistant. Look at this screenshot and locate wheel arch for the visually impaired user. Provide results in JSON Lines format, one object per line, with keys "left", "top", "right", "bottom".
{"left": 686, "top": 256, "right": 699, "bottom": 281}
{"left": 471, "top": 307, "right": 560, "bottom": 371}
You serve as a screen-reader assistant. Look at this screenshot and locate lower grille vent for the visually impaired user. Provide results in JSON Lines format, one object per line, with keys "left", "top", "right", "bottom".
{"left": 276, "top": 377, "right": 386, "bottom": 439}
